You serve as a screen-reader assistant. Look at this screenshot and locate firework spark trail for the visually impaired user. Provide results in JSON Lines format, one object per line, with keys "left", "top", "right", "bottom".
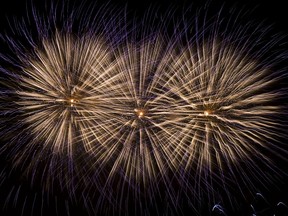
{"left": 1, "top": 1, "right": 288, "bottom": 215}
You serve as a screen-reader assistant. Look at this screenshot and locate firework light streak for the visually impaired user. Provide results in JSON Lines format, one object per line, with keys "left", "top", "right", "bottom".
{"left": 0, "top": 1, "right": 288, "bottom": 215}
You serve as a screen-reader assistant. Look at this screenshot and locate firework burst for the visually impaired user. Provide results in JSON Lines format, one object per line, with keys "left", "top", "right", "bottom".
{"left": 0, "top": 0, "right": 288, "bottom": 215}
{"left": 17, "top": 32, "right": 116, "bottom": 155}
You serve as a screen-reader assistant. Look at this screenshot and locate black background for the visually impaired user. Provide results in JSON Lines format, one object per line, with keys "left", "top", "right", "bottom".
{"left": 0, "top": 0, "right": 288, "bottom": 215}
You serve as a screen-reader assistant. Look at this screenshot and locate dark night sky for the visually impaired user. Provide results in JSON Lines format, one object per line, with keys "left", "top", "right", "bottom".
{"left": 0, "top": 0, "right": 288, "bottom": 216}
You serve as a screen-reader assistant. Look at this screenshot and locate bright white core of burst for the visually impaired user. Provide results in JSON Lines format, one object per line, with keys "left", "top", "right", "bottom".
{"left": 138, "top": 111, "right": 144, "bottom": 117}
{"left": 134, "top": 108, "right": 145, "bottom": 118}
{"left": 69, "top": 98, "right": 76, "bottom": 107}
